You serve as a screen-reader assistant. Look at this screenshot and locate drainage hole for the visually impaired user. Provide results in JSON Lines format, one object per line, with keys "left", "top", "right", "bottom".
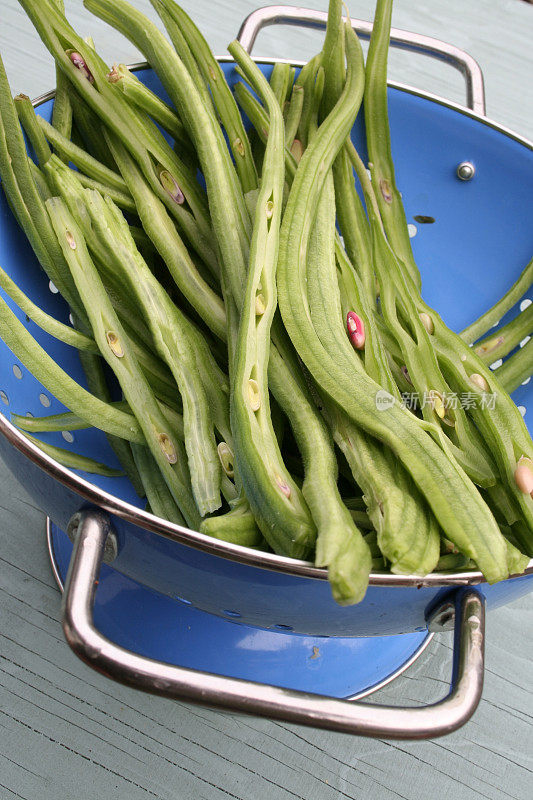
{"left": 223, "top": 609, "right": 242, "bottom": 618}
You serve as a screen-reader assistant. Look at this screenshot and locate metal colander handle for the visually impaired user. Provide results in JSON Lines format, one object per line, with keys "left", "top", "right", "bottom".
{"left": 62, "top": 510, "right": 485, "bottom": 740}
{"left": 236, "top": 5, "right": 486, "bottom": 115}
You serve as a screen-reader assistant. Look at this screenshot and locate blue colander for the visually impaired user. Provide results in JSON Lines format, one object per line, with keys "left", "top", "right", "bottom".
{"left": 0, "top": 6, "right": 531, "bottom": 738}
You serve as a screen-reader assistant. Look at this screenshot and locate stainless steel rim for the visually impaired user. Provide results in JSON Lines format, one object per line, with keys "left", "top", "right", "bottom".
{"left": 1, "top": 60, "right": 531, "bottom": 586}
{"left": 46, "top": 515, "right": 434, "bottom": 701}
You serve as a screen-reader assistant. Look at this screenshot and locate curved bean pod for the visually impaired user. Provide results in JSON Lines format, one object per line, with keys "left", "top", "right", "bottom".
{"left": 150, "top": 0, "right": 258, "bottom": 194}
{"left": 21, "top": 432, "right": 124, "bottom": 477}
{"left": 84, "top": 0, "right": 250, "bottom": 306}
{"left": 105, "top": 134, "right": 226, "bottom": 342}
{"left": 474, "top": 304, "right": 533, "bottom": 365}
{"left": 19, "top": 0, "right": 217, "bottom": 269}
{"left": 277, "top": 21, "right": 508, "bottom": 584}
{"left": 228, "top": 40, "right": 315, "bottom": 558}
{"left": 495, "top": 339, "right": 532, "bottom": 394}
{"left": 0, "top": 262, "right": 98, "bottom": 353}
{"left": 364, "top": 0, "right": 421, "bottom": 290}
{"left": 306, "top": 173, "right": 439, "bottom": 577}
{"left": 0, "top": 293, "right": 143, "bottom": 442}
{"left": 460, "top": 257, "right": 532, "bottom": 345}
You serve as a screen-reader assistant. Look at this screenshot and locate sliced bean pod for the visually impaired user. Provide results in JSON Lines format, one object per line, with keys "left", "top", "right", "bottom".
{"left": 474, "top": 304, "right": 533, "bottom": 365}
{"left": 268, "top": 63, "right": 292, "bottom": 108}
{"left": 107, "top": 63, "right": 192, "bottom": 155}
{"left": 15, "top": 94, "right": 52, "bottom": 166}
{"left": 50, "top": 0, "right": 73, "bottom": 155}
{"left": 105, "top": 133, "right": 226, "bottom": 341}
{"left": 0, "top": 293, "right": 142, "bottom": 441}
{"left": 84, "top": 0, "right": 250, "bottom": 297}
{"left": 296, "top": 55, "right": 321, "bottom": 151}
{"left": 46, "top": 196, "right": 200, "bottom": 527}
{"left": 72, "top": 170, "right": 137, "bottom": 214}
{"left": 306, "top": 171, "right": 438, "bottom": 577}
{"left": 131, "top": 443, "right": 186, "bottom": 525}
{"left": 369, "top": 211, "right": 498, "bottom": 487}
{"left": 19, "top": 0, "right": 217, "bottom": 268}
{"left": 227, "top": 41, "right": 315, "bottom": 559}
{"left": 284, "top": 81, "right": 305, "bottom": 148}
{"left": 411, "top": 290, "right": 533, "bottom": 530}
{"left": 74, "top": 347, "right": 145, "bottom": 498}
{"left": 80, "top": 189, "right": 222, "bottom": 517}
{"left": 199, "top": 493, "right": 263, "bottom": 548}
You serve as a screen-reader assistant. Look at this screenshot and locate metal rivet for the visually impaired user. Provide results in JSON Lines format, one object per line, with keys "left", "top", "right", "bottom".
{"left": 66, "top": 512, "right": 81, "bottom": 543}
{"left": 427, "top": 601, "right": 456, "bottom": 632}
{"left": 66, "top": 512, "right": 118, "bottom": 564}
{"left": 456, "top": 161, "right": 475, "bottom": 181}
{"left": 102, "top": 532, "right": 119, "bottom": 564}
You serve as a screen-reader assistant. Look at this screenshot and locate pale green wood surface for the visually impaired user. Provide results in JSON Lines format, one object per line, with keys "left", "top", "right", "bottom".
{"left": 0, "top": 1, "right": 532, "bottom": 798}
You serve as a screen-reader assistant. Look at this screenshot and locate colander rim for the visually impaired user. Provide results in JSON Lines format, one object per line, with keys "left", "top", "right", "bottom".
{"left": 0, "top": 60, "right": 531, "bottom": 588}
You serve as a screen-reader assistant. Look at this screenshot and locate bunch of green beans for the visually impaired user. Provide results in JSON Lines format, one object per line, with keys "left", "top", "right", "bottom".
{"left": 0, "top": 0, "right": 531, "bottom": 605}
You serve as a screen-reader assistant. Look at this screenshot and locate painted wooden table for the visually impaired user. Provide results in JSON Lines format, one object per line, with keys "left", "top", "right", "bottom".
{"left": 0, "top": 1, "right": 532, "bottom": 798}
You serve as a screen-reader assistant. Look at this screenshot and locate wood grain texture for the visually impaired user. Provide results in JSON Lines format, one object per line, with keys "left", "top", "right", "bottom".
{"left": 0, "top": 1, "right": 532, "bottom": 798}
{"left": 1, "top": 0, "right": 532, "bottom": 136}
